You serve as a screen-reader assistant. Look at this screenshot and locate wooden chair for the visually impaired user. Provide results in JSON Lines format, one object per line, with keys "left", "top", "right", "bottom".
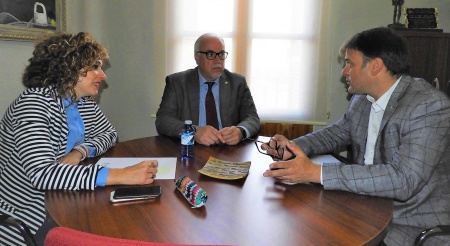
{"left": 258, "top": 122, "right": 314, "bottom": 139}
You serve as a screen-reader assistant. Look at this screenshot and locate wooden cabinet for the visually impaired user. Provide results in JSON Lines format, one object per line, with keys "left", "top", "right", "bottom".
{"left": 393, "top": 30, "right": 450, "bottom": 95}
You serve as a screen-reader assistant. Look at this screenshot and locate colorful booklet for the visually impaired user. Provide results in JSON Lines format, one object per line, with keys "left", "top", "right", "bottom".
{"left": 198, "top": 156, "right": 251, "bottom": 180}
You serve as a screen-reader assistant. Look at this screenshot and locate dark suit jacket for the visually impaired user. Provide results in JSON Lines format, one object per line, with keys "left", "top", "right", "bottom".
{"left": 293, "top": 76, "right": 450, "bottom": 245}
{"left": 156, "top": 67, "right": 260, "bottom": 138}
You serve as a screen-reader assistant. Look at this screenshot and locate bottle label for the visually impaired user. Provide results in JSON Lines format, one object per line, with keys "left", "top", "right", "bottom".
{"left": 181, "top": 133, "right": 194, "bottom": 145}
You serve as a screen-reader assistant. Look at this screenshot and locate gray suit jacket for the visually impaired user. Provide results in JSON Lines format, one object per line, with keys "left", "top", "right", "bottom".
{"left": 294, "top": 76, "right": 450, "bottom": 245}
{"left": 156, "top": 67, "right": 260, "bottom": 138}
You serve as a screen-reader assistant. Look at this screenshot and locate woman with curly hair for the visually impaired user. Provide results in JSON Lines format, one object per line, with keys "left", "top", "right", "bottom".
{"left": 0, "top": 32, "right": 158, "bottom": 245}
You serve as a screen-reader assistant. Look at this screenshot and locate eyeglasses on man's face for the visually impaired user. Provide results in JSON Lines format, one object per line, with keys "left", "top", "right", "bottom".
{"left": 251, "top": 138, "right": 284, "bottom": 160}
{"left": 196, "top": 51, "right": 228, "bottom": 60}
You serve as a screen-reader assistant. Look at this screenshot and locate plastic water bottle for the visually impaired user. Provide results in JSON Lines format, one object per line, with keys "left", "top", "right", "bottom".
{"left": 180, "top": 120, "right": 195, "bottom": 159}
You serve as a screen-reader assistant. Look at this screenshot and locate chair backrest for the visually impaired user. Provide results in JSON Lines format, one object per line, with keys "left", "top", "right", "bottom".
{"left": 44, "top": 226, "right": 229, "bottom": 246}
{"left": 0, "top": 214, "right": 37, "bottom": 246}
{"left": 414, "top": 225, "right": 450, "bottom": 246}
{"left": 259, "top": 122, "right": 314, "bottom": 140}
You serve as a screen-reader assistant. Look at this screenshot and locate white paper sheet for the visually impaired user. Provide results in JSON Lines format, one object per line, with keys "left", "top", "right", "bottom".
{"left": 96, "top": 157, "right": 177, "bottom": 180}
{"left": 309, "top": 154, "right": 341, "bottom": 166}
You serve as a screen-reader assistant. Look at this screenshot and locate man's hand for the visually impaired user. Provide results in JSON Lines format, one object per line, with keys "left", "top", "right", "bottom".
{"left": 194, "top": 125, "right": 226, "bottom": 146}
{"left": 263, "top": 141, "right": 321, "bottom": 184}
{"left": 219, "top": 126, "right": 242, "bottom": 145}
{"left": 261, "top": 134, "right": 294, "bottom": 160}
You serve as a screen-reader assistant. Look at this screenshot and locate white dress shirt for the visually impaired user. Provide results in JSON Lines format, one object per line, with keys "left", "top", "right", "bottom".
{"left": 364, "top": 78, "right": 400, "bottom": 164}
{"left": 320, "top": 77, "right": 401, "bottom": 183}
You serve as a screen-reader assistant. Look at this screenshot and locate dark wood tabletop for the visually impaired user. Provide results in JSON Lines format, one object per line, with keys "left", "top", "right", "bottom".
{"left": 45, "top": 136, "right": 392, "bottom": 246}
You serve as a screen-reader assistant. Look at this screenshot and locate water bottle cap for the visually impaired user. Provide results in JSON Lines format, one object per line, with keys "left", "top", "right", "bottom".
{"left": 185, "top": 120, "right": 192, "bottom": 124}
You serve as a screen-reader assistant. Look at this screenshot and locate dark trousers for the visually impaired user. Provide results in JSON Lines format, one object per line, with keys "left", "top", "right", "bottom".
{"left": 377, "top": 240, "right": 387, "bottom": 246}
{"left": 34, "top": 215, "right": 58, "bottom": 246}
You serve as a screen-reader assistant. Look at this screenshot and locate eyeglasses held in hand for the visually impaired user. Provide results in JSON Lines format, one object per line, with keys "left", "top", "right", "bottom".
{"left": 196, "top": 51, "right": 228, "bottom": 60}
{"left": 251, "top": 138, "right": 284, "bottom": 160}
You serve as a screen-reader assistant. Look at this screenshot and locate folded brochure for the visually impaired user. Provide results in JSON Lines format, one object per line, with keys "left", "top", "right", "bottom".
{"left": 198, "top": 156, "right": 251, "bottom": 180}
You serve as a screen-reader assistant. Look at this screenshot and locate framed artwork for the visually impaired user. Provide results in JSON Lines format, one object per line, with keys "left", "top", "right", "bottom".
{"left": 0, "top": 0, "right": 66, "bottom": 41}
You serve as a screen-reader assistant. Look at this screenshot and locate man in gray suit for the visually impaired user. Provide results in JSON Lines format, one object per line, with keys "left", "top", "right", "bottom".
{"left": 156, "top": 33, "right": 259, "bottom": 146}
{"left": 262, "top": 27, "right": 450, "bottom": 245}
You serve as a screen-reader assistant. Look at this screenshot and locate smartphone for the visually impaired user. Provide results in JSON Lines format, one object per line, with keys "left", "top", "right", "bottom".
{"left": 110, "top": 186, "right": 162, "bottom": 203}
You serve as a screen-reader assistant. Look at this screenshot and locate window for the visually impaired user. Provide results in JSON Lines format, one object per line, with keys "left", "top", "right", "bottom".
{"left": 167, "top": 0, "right": 326, "bottom": 123}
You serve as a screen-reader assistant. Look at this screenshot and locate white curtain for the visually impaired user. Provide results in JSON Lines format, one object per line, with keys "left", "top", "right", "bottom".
{"left": 166, "top": 0, "right": 327, "bottom": 124}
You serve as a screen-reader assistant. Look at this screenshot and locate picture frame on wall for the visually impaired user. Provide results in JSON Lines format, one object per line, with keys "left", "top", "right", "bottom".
{"left": 0, "top": 0, "right": 66, "bottom": 41}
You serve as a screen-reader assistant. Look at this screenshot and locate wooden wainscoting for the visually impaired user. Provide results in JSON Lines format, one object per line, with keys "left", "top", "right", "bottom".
{"left": 258, "top": 123, "right": 314, "bottom": 140}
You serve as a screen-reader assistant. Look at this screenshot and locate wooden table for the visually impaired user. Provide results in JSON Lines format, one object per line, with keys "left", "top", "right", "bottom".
{"left": 45, "top": 136, "right": 392, "bottom": 246}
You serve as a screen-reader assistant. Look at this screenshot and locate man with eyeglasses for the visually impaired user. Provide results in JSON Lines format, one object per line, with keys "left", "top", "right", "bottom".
{"left": 156, "top": 33, "right": 260, "bottom": 146}
{"left": 262, "top": 27, "right": 450, "bottom": 246}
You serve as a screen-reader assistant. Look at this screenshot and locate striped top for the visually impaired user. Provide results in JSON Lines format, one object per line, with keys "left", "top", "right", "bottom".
{"left": 0, "top": 87, "right": 117, "bottom": 245}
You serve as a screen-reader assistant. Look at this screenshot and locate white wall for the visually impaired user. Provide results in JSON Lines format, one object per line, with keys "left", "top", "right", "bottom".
{"left": 0, "top": 41, "right": 33, "bottom": 115}
{"left": 0, "top": 0, "right": 448, "bottom": 142}
{"left": 322, "top": 0, "right": 450, "bottom": 127}
{"left": 65, "top": 0, "right": 167, "bottom": 142}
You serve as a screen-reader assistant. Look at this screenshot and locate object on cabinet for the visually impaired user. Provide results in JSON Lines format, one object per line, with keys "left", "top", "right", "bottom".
{"left": 432, "top": 78, "right": 439, "bottom": 90}
{"left": 404, "top": 8, "right": 438, "bottom": 29}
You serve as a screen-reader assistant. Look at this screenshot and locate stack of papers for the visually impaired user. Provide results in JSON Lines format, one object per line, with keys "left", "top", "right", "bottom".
{"left": 198, "top": 156, "right": 251, "bottom": 180}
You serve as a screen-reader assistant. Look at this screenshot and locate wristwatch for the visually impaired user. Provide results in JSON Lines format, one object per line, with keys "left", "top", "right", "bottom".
{"left": 238, "top": 127, "right": 247, "bottom": 140}
{"left": 192, "top": 125, "right": 198, "bottom": 133}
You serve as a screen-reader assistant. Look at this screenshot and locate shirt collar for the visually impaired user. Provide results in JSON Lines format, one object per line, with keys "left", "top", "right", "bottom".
{"left": 198, "top": 70, "right": 220, "bottom": 85}
{"left": 63, "top": 97, "right": 84, "bottom": 108}
{"left": 366, "top": 76, "right": 401, "bottom": 112}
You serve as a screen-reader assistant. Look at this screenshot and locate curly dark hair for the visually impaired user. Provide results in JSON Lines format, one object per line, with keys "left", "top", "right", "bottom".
{"left": 22, "top": 32, "right": 108, "bottom": 100}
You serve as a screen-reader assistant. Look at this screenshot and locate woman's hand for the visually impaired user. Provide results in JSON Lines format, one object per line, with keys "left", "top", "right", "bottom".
{"left": 107, "top": 160, "right": 159, "bottom": 185}
{"left": 58, "top": 150, "right": 83, "bottom": 165}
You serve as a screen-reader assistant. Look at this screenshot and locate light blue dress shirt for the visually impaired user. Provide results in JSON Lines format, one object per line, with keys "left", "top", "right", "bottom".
{"left": 63, "top": 98, "right": 108, "bottom": 187}
{"left": 197, "top": 71, "right": 250, "bottom": 137}
{"left": 198, "top": 72, "right": 223, "bottom": 129}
